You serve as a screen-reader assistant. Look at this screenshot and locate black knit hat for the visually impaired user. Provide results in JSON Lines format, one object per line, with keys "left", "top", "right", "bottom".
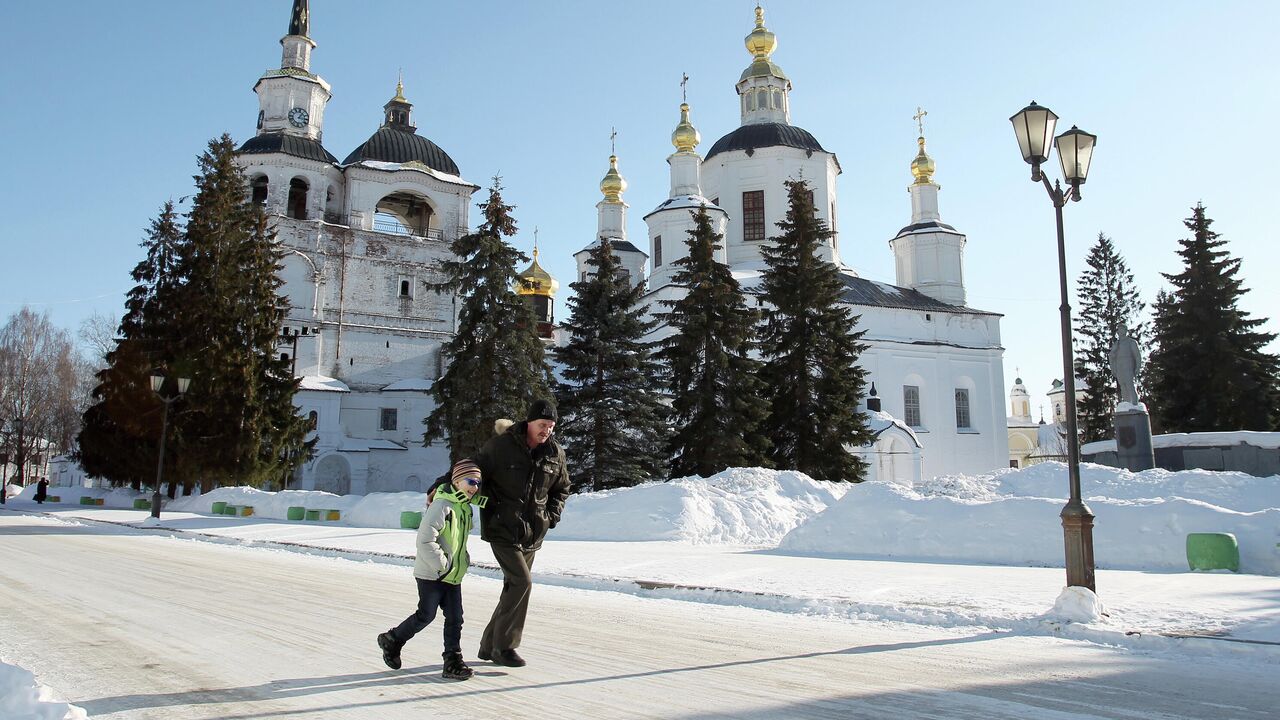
{"left": 526, "top": 398, "right": 558, "bottom": 422}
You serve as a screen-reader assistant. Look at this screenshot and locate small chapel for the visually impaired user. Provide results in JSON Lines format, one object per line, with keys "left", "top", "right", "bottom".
{"left": 571, "top": 7, "right": 1009, "bottom": 483}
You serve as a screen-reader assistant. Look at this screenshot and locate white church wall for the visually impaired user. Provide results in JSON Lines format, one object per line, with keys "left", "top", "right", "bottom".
{"left": 701, "top": 147, "right": 838, "bottom": 266}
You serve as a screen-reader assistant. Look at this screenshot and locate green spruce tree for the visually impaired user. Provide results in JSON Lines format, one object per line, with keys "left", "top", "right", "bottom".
{"left": 425, "top": 179, "right": 551, "bottom": 461}
{"left": 555, "top": 237, "right": 668, "bottom": 491}
{"left": 1072, "top": 233, "right": 1145, "bottom": 443}
{"left": 757, "top": 179, "right": 871, "bottom": 482}
{"left": 1147, "top": 203, "right": 1280, "bottom": 431}
{"left": 657, "top": 205, "right": 771, "bottom": 477}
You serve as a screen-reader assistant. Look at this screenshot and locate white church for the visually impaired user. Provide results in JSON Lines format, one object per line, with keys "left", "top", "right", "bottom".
{"left": 234, "top": 0, "right": 472, "bottom": 494}
{"left": 232, "top": 1, "right": 1007, "bottom": 492}
{"left": 572, "top": 7, "right": 1009, "bottom": 484}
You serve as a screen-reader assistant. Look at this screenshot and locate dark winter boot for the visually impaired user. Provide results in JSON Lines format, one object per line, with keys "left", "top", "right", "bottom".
{"left": 442, "top": 651, "right": 474, "bottom": 680}
{"left": 378, "top": 632, "right": 402, "bottom": 670}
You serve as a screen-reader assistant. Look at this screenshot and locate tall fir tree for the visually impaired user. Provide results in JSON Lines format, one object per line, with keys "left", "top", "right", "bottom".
{"left": 1146, "top": 203, "right": 1280, "bottom": 432}
{"left": 425, "top": 179, "right": 551, "bottom": 461}
{"left": 555, "top": 238, "right": 668, "bottom": 491}
{"left": 657, "top": 205, "right": 771, "bottom": 477}
{"left": 757, "top": 179, "right": 871, "bottom": 482}
{"left": 78, "top": 136, "right": 311, "bottom": 493}
{"left": 1072, "top": 233, "right": 1145, "bottom": 443}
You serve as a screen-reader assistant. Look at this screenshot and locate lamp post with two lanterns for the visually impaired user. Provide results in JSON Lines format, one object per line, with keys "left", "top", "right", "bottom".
{"left": 150, "top": 371, "right": 191, "bottom": 520}
{"left": 1009, "top": 101, "right": 1099, "bottom": 591}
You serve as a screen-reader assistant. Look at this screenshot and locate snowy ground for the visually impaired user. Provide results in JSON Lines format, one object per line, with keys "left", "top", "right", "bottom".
{"left": 3, "top": 462, "right": 1278, "bottom": 717}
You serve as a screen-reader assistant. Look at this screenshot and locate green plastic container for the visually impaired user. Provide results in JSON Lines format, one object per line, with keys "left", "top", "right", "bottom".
{"left": 80, "top": 496, "right": 95, "bottom": 505}
{"left": 287, "top": 506, "right": 306, "bottom": 521}
{"left": 210, "top": 501, "right": 227, "bottom": 515}
{"left": 305, "top": 509, "right": 320, "bottom": 521}
{"left": 133, "top": 498, "right": 151, "bottom": 510}
{"left": 1187, "top": 532, "right": 1240, "bottom": 572}
{"left": 46, "top": 495, "right": 60, "bottom": 503}
{"left": 400, "top": 511, "right": 423, "bottom": 529}
{"left": 222, "top": 505, "right": 238, "bottom": 516}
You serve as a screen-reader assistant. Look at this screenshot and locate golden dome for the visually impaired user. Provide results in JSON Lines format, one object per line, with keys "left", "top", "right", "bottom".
{"left": 599, "top": 154, "right": 627, "bottom": 202}
{"left": 392, "top": 73, "right": 407, "bottom": 103}
{"left": 911, "top": 136, "right": 936, "bottom": 185}
{"left": 745, "top": 5, "right": 776, "bottom": 59}
{"left": 515, "top": 247, "right": 559, "bottom": 297}
{"left": 671, "top": 103, "right": 701, "bottom": 153}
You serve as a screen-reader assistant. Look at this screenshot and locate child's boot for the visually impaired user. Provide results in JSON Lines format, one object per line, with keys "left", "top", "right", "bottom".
{"left": 377, "top": 632, "right": 402, "bottom": 670}
{"left": 442, "top": 651, "right": 474, "bottom": 680}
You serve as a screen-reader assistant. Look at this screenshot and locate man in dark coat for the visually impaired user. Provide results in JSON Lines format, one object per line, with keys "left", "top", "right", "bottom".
{"left": 474, "top": 398, "right": 571, "bottom": 668}
{"left": 34, "top": 477, "right": 49, "bottom": 504}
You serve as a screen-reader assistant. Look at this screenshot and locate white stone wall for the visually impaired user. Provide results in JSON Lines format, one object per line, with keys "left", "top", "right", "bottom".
{"left": 701, "top": 146, "right": 840, "bottom": 266}
{"left": 645, "top": 205, "right": 729, "bottom": 290}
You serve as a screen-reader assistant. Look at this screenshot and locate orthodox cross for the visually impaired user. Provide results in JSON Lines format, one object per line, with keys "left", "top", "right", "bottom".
{"left": 610, "top": 127, "right": 617, "bottom": 156}
{"left": 681, "top": 72, "right": 689, "bottom": 102}
{"left": 914, "top": 106, "right": 928, "bottom": 136}
{"left": 533, "top": 226, "right": 540, "bottom": 259}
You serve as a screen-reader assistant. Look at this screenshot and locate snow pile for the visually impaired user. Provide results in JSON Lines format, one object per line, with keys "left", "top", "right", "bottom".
{"left": 554, "top": 467, "right": 849, "bottom": 545}
{"left": 997, "top": 462, "right": 1279, "bottom": 512}
{"left": 1047, "top": 587, "right": 1107, "bottom": 624}
{"left": 22, "top": 485, "right": 146, "bottom": 508}
{"left": 0, "top": 659, "right": 86, "bottom": 720}
{"left": 165, "top": 487, "right": 432, "bottom": 527}
{"left": 779, "top": 475, "right": 1280, "bottom": 574}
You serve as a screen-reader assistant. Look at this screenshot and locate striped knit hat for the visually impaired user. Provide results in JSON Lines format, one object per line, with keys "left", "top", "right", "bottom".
{"left": 451, "top": 459, "right": 481, "bottom": 486}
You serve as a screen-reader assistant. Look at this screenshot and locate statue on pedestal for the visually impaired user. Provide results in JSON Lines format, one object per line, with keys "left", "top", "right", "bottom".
{"left": 1109, "top": 322, "right": 1142, "bottom": 405}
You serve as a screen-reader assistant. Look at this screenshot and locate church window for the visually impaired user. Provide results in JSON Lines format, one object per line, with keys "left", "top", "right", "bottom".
{"left": 618, "top": 269, "right": 631, "bottom": 285}
{"left": 955, "top": 389, "right": 972, "bottom": 429}
{"left": 251, "top": 176, "right": 268, "bottom": 206}
{"left": 904, "top": 385, "right": 922, "bottom": 427}
{"left": 746, "top": 92, "right": 756, "bottom": 111}
{"left": 307, "top": 410, "right": 318, "bottom": 430}
{"left": 773, "top": 89, "right": 783, "bottom": 111}
{"left": 742, "top": 191, "right": 765, "bottom": 241}
{"left": 380, "top": 408, "right": 398, "bottom": 431}
{"left": 398, "top": 276, "right": 413, "bottom": 298}
{"left": 758, "top": 89, "right": 770, "bottom": 109}
{"left": 653, "top": 235, "right": 662, "bottom": 267}
{"left": 287, "top": 177, "right": 309, "bottom": 219}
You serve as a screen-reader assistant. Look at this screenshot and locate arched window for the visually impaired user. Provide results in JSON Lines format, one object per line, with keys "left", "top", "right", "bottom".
{"left": 757, "top": 89, "right": 770, "bottom": 109}
{"left": 772, "top": 89, "right": 783, "bottom": 111}
{"left": 746, "top": 91, "right": 756, "bottom": 111}
{"left": 251, "top": 175, "right": 269, "bottom": 206}
{"left": 373, "top": 191, "right": 435, "bottom": 237}
{"left": 288, "top": 177, "right": 309, "bottom": 220}
{"left": 307, "top": 410, "right": 318, "bottom": 430}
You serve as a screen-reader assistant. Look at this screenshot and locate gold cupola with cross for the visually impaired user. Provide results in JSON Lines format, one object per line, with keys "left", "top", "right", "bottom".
{"left": 516, "top": 235, "right": 559, "bottom": 340}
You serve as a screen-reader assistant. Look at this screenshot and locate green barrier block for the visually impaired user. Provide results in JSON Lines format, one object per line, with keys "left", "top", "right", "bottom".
{"left": 80, "top": 496, "right": 95, "bottom": 505}
{"left": 287, "top": 506, "right": 306, "bottom": 521}
{"left": 133, "top": 498, "right": 151, "bottom": 510}
{"left": 47, "top": 495, "right": 60, "bottom": 503}
{"left": 211, "top": 501, "right": 227, "bottom": 514}
{"left": 222, "top": 505, "right": 239, "bottom": 516}
{"left": 400, "top": 511, "right": 422, "bottom": 529}
{"left": 305, "top": 509, "right": 320, "bottom": 521}
{"left": 1187, "top": 532, "right": 1240, "bottom": 572}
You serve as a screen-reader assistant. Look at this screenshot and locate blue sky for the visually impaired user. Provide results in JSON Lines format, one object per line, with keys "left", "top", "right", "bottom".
{"left": 2, "top": 1, "right": 1276, "bottom": 414}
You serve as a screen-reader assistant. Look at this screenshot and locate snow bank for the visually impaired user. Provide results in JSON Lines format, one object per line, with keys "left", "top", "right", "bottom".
{"left": 554, "top": 467, "right": 848, "bottom": 545}
{"left": 1047, "top": 587, "right": 1106, "bottom": 624}
{"left": 0, "top": 659, "right": 86, "bottom": 720}
{"left": 778, "top": 481, "right": 1280, "bottom": 574}
{"left": 996, "top": 462, "right": 1279, "bottom": 513}
{"left": 165, "top": 487, "right": 429, "bottom": 526}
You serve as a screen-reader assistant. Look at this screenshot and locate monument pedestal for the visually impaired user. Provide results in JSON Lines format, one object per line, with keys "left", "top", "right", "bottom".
{"left": 1114, "top": 402, "right": 1155, "bottom": 471}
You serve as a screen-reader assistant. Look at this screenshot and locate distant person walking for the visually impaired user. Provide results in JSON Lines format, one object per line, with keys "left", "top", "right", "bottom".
{"left": 34, "top": 477, "right": 49, "bottom": 504}
{"left": 475, "top": 399, "right": 571, "bottom": 668}
{"left": 378, "top": 459, "right": 487, "bottom": 681}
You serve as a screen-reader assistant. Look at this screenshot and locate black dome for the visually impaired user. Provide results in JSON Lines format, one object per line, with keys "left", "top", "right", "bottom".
{"left": 238, "top": 133, "right": 339, "bottom": 164}
{"left": 342, "top": 126, "right": 460, "bottom": 176}
{"left": 705, "top": 122, "right": 827, "bottom": 162}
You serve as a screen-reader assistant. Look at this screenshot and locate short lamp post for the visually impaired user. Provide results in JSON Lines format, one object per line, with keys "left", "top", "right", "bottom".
{"left": 150, "top": 372, "right": 191, "bottom": 520}
{"left": 1010, "top": 101, "right": 1098, "bottom": 591}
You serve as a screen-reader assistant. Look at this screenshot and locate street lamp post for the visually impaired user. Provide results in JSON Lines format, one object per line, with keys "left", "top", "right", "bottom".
{"left": 1010, "top": 101, "right": 1098, "bottom": 592}
{"left": 150, "top": 372, "right": 191, "bottom": 520}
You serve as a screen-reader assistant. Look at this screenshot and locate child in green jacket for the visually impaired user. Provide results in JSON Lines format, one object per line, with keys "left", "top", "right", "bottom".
{"left": 378, "top": 459, "right": 486, "bottom": 680}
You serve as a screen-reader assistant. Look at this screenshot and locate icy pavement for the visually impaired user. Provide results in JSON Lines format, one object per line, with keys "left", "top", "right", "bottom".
{"left": 14, "top": 504, "right": 1280, "bottom": 662}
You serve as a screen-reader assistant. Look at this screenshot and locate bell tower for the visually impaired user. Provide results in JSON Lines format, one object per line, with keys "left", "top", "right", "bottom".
{"left": 253, "top": 0, "right": 332, "bottom": 142}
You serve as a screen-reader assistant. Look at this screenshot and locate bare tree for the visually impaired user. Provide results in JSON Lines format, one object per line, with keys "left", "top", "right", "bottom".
{"left": 0, "top": 307, "right": 86, "bottom": 483}
{"left": 78, "top": 311, "right": 118, "bottom": 369}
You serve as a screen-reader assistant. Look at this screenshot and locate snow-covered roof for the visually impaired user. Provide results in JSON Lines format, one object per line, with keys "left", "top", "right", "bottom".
{"left": 642, "top": 194, "right": 725, "bottom": 220}
{"left": 298, "top": 375, "right": 350, "bottom": 393}
{"left": 381, "top": 378, "right": 434, "bottom": 392}
{"left": 864, "top": 410, "right": 923, "bottom": 448}
{"left": 1082, "top": 430, "right": 1280, "bottom": 455}
{"left": 347, "top": 160, "right": 474, "bottom": 187}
